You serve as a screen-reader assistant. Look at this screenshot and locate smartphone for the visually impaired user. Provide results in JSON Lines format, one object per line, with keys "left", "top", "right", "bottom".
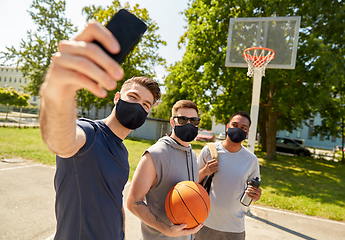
{"left": 94, "top": 9, "right": 147, "bottom": 64}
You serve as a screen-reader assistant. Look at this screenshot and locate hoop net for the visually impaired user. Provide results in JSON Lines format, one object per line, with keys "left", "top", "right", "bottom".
{"left": 243, "top": 47, "right": 275, "bottom": 77}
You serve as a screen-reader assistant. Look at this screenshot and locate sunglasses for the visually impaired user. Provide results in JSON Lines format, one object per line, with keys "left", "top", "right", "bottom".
{"left": 173, "top": 116, "right": 201, "bottom": 126}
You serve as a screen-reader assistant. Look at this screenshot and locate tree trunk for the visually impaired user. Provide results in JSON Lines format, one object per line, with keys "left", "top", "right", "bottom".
{"left": 341, "top": 117, "right": 345, "bottom": 165}
{"left": 266, "top": 84, "right": 277, "bottom": 160}
{"left": 104, "top": 105, "right": 107, "bottom": 118}
{"left": 266, "top": 109, "right": 277, "bottom": 160}
{"left": 5, "top": 104, "right": 10, "bottom": 120}
{"left": 95, "top": 106, "right": 99, "bottom": 120}
{"left": 259, "top": 106, "right": 267, "bottom": 152}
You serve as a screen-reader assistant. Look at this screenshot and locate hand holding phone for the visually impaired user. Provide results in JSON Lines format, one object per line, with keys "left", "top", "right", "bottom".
{"left": 94, "top": 9, "right": 147, "bottom": 64}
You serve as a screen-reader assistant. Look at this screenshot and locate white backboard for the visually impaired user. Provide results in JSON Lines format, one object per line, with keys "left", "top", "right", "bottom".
{"left": 225, "top": 16, "right": 301, "bottom": 69}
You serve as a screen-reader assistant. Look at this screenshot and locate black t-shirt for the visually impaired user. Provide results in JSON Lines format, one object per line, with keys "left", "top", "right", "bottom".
{"left": 54, "top": 119, "right": 129, "bottom": 240}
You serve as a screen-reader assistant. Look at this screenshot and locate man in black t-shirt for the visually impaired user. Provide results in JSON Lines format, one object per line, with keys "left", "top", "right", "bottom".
{"left": 39, "top": 21, "right": 160, "bottom": 240}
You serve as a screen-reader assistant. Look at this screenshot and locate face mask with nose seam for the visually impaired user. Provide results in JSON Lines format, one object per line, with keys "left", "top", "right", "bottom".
{"left": 174, "top": 122, "right": 199, "bottom": 142}
{"left": 115, "top": 98, "right": 148, "bottom": 129}
{"left": 227, "top": 127, "right": 247, "bottom": 143}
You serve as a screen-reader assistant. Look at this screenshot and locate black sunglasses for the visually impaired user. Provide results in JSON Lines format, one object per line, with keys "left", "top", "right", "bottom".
{"left": 173, "top": 116, "right": 201, "bottom": 126}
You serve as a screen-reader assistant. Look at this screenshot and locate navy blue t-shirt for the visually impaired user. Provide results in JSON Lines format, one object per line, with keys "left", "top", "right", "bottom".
{"left": 54, "top": 119, "right": 129, "bottom": 240}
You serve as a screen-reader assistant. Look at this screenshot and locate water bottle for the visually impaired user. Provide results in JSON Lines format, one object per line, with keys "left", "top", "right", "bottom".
{"left": 240, "top": 177, "right": 260, "bottom": 206}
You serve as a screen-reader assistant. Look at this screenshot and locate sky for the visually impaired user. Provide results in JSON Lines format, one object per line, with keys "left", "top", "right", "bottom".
{"left": 0, "top": 0, "right": 189, "bottom": 80}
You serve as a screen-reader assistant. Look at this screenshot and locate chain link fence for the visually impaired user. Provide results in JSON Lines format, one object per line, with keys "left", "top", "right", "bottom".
{"left": 0, "top": 104, "right": 39, "bottom": 127}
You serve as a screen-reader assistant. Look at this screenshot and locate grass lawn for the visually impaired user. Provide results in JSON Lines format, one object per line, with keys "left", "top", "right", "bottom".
{"left": 0, "top": 127, "right": 55, "bottom": 164}
{"left": 1, "top": 127, "right": 344, "bottom": 221}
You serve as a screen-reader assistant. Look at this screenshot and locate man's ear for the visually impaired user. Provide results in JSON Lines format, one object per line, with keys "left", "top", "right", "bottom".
{"left": 170, "top": 117, "right": 175, "bottom": 128}
{"left": 226, "top": 123, "right": 229, "bottom": 129}
{"left": 114, "top": 92, "right": 120, "bottom": 105}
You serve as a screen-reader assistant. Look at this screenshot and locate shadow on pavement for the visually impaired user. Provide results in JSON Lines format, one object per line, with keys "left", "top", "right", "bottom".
{"left": 246, "top": 211, "right": 317, "bottom": 240}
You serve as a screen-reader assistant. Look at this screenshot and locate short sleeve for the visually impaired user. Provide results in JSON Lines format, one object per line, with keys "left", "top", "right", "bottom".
{"left": 197, "top": 145, "right": 212, "bottom": 170}
{"left": 76, "top": 119, "right": 97, "bottom": 155}
{"left": 248, "top": 156, "right": 261, "bottom": 183}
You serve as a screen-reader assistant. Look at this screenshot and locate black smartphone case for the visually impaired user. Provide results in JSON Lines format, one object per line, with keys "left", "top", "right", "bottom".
{"left": 95, "top": 9, "right": 147, "bottom": 64}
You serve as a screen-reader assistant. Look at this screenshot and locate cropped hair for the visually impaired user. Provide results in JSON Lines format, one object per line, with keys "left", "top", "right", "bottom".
{"left": 121, "top": 76, "right": 161, "bottom": 104}
{"left": 172, "top": 100, "right": 198, "bottom": 116}
{"left": 230, "top": 111, "right": 251, "bottom": 127}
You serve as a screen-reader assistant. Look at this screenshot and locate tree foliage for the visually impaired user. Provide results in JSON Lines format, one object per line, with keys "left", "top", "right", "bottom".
{"left": 0, "top": 0, "right": 77, "bottom": 96}
{"left": 199, "top": 112, "right": 212, "bottom": 130}
{"left": 0, "top": 87, "right": 30, "bottom": 107}
{"left": 79, "top": 0, "right": 167, "bottom": 116}
{"left": 0, "top": 87, "right": 30, "bottom": 119}
{"left": 164, "top": 0, "right": 345, "bottom": 160}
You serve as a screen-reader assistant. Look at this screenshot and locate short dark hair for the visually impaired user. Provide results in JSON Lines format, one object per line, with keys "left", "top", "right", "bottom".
{"left": 230, "top": 111, "right": 251, "bottom": 127}
{"left": 121, "top": 76, "right": 161, "bottom": 104}
{"left": 172, "top": 100, "right": 198, "bottom": 116}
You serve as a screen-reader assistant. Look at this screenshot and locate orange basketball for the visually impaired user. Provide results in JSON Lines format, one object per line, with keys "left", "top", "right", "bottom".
{"left": 165, "top": 181, "right": 210, "bottom": 229}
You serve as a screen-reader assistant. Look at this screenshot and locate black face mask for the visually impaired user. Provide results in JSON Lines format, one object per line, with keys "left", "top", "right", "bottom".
{"left": 115, "top": 99, "right": 148, "bottom": 129}
{"left": 227, "top": 127, "right": 247, "bottom": 143}
{"left": 174, "top": 123, "right": 199, "bottom": 142}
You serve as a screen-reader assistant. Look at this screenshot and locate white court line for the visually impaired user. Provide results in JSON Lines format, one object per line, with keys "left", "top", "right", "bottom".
{"left": 0, "top": 164, "right": 56, "bottom": 171}
{"left": 251, "top": 205, "right": 345, "bottom": 226}
{"left": 0, "top": 164, "right": 39, "bottom": 171}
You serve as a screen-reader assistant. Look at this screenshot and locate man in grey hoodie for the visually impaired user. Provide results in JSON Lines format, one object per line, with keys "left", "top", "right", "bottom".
{"left": 127, "top": 100, "right": 203, "bottom": 240}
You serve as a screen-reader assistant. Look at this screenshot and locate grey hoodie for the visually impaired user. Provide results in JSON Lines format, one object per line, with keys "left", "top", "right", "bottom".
{"left": 140, "top": 136, "right": 199, "bottom": 240}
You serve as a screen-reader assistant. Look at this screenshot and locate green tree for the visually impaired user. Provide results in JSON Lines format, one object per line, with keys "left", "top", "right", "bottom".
{"left": 199, "top": 112, "right": 212, "bottom": 130}
{"left": 0, "top": 87, "right": 30, "bottom": 119}
{"left": 151, "top": 63, "right": 194, "bottom": 120}
{"left": 302, "top": 1, "right": 345, "bottom": 164}
{"left": 80, "top": 1, "right": 167, "bottom": 114}
{"left": 312, "top": 59, "right": 345, "bottom": 164}
{"left": 0, "top": 0, "right": 78, "bottom": 96}
{"left": 77, "top": 90, "right": 97, "bottom": 118}
{"left": 167, "top": 0, "right": 345, "bottom": 160}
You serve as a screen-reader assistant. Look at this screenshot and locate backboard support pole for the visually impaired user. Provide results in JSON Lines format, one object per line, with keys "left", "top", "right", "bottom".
{"left": 247, "top": 68, "right": 262, "bottom": 153}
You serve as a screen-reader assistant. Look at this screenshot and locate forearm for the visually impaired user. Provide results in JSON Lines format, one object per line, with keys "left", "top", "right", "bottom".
{"left": 128, "top": 200, "right": 170, "bottom": 235}
{"left": 198, "top": 167, "right": 208, "bottom": 184}
{"left": 39, "top": 82, "right": 78, "bottom": 156}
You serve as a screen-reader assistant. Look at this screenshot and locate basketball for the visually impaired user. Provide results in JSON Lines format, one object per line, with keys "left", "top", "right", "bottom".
{"left": 165, "top": 181, "right": 210, "bottom": 229}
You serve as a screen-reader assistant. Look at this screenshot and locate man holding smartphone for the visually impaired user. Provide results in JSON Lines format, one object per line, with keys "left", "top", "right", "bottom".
{"left": 40, "top": 20, "right": 160, "bottom": 239}
{"left": 126, "top": 100, "right": 203, "bottom": 240}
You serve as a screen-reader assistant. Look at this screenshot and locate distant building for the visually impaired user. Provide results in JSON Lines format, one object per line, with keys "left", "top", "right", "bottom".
{"left": 129, "top": 117, "right": 171, "bottom": 141}
{"left": 277, "top": 113, "right": 342, "bottom": 150}
{"left": 211, "top": 118, "right": 226, "bottom": 135}
{"left": 0, "top": 65, "right": 40, "bottom": 107}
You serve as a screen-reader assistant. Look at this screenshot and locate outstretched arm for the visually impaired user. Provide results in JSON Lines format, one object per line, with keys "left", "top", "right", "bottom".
{"left": 126, "top": 152, "right": 202, "bottom": 237}
{"left": 39, "top": 20, "right": 124, "bottom": 158}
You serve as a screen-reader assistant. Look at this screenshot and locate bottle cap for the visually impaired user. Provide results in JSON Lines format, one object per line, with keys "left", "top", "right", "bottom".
{"left": 250, "top": 177, "right": 260, "bottom": 188}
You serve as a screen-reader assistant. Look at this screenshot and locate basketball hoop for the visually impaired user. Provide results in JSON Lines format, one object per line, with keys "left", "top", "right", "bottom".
{"left": 243, "top": 47, "right": 275, "bottom": 77}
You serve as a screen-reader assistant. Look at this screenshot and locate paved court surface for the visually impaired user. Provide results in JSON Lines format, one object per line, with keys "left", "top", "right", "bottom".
{"left": 1, "top": 159, "right": 345, "bottom": 240}
{"left": 0, "top": 159, "right": 56, "bottom": 240}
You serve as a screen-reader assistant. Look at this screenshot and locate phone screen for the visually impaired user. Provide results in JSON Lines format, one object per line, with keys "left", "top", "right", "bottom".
{"left": 94, "top": 9, "right": 147, "bottom": 64}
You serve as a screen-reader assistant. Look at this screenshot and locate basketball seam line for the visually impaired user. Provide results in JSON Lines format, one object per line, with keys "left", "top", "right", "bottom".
{"left": 168, "top": 189, "right": 180, "bottom": 225}
{"left": 182, "top": 184, "right": 210, "bottom": 213}
{"left": 175, "top": 188, "right": 200, "bottom": 226}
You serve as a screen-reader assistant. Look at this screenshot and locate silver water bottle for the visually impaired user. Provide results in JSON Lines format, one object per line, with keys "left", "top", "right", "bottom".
{"left": 240, "top": 177, "right": 260, "bottom": 206}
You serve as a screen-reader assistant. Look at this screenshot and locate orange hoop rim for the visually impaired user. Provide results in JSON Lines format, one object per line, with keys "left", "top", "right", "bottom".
{"left": 243, "top": 47, "right": 275, "bottom": 61}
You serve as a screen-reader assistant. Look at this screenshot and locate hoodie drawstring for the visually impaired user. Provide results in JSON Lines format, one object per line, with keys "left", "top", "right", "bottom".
{"left": 186, "top": 151, "right": 195, "bottom": 182}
